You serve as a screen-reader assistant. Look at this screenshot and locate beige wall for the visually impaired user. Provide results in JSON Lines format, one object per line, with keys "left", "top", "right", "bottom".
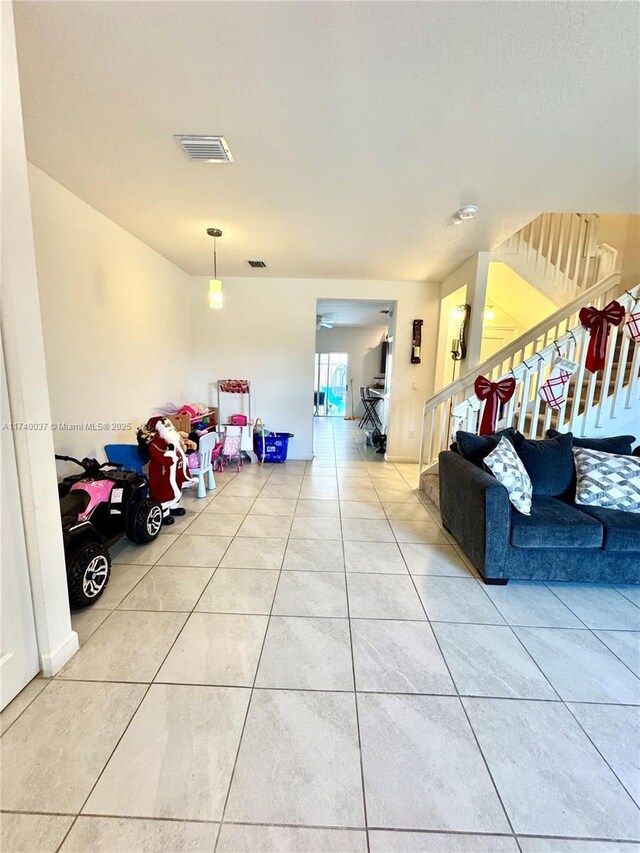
{"left": 434, "top": 253, "right": 490, "bottom": 391}
{"left": 28, "top": 166, "right": 440, "bottom": 462}
{"left": 2, "top": 5, "right": 76, "bottom": 675}
{"left": 28, "top": 165, "right": 196, "bottom": 466}
{"left": 190, "top": 277, "right": 439, "bottom": 461}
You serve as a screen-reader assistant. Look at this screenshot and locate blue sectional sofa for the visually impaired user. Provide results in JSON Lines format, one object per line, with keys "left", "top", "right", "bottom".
{"left": 439, "top": 431, "right": 640, "bottom": 585}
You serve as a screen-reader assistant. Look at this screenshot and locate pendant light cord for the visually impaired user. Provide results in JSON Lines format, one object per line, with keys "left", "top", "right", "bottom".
{"left": 213, "top": 235, "right": 217, "bottom": 278}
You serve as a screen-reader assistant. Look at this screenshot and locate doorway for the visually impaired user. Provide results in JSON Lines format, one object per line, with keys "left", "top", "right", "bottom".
{"left": 314, "top": 351, "right": 348, "bottom": 417}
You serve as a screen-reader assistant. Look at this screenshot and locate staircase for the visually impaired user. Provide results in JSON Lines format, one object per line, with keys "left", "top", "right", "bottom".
{"left": 494, "top": 213, "right": 618, "bottom": 306}
{"left": 419, "top": 274, "right": 640, "bottom": 504}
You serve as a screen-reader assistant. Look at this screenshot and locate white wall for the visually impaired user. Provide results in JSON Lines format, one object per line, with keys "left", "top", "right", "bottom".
{"left": 1, "top": 3, "right": 77, "bottom": 676}
{"left": 315, "top": 325, "right": 387, "bottom": 417}
{"left": 28, "top": 165, "right": 196, "bottom": 466}
{"left": 190, "top": 278, "right": 439, "bottom": 461}
{"left": 434, "top": 253, "right": 491, "bottom": 390}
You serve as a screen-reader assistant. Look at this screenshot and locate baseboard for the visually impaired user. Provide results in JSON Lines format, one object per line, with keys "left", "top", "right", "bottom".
{"left": 40, "top": 630, "right": 79, "bottom": 676}
{"left": 384, "top": 455, "right": 419, "bottom": 463}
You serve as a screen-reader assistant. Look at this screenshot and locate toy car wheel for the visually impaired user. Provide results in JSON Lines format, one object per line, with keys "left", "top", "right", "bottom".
{"left": 67, "top": 543, "right": 111, "bottom": 609}
{"left": 127, "top": 498, "right": 163, "bottom": 543}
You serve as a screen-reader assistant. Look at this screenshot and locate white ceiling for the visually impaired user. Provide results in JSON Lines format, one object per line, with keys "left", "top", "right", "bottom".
{"left": 14, "top": 1, "right": 640, "bottom": 281}
{"left": 317, "top": 299, "right": 393, "bottom": 328}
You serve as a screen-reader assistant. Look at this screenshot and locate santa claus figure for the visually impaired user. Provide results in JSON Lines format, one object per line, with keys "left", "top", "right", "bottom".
{"left": 138, "top": 416, "right": 196, "bottom": 524}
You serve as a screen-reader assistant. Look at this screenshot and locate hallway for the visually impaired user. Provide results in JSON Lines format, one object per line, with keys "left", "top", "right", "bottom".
{"left": 1, "top": 420, "right": 639, "bottom": 851}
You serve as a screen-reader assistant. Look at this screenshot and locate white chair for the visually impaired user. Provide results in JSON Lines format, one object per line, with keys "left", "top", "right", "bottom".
{"left": 190, "top": 431, "right": 217, "bottom": 498}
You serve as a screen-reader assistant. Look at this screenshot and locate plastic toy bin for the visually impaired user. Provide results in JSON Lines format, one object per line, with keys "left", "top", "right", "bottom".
{"left": 254, "top": 432, "right": 294, "bottom": 463}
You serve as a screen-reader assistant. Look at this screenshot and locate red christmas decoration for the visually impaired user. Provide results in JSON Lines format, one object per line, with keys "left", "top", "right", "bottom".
{"left": 579, "top": 300, "right": 625, "bottom": 373}
{"left": 474, "top": 375, "right": 517, "bottom": 435}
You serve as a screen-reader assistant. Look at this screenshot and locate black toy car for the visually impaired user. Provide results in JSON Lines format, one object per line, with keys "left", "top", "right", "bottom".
{"left": 56, "top": 455, "right": 163, "bottom": 609}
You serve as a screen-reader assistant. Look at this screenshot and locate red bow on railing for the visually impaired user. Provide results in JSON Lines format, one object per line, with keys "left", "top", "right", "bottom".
{"left": 579, "top": 300, "right": 625, "bottom": 373}
{"left": 474, "top": 375, "right": 517, "bottom": 436}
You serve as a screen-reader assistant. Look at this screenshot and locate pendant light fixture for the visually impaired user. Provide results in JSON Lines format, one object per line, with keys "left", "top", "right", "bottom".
{"left": 206, "top": 227, "right": 224, "bottom": 310}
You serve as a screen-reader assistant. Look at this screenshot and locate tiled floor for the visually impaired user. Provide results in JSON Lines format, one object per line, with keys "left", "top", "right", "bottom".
{"left": 2, "top": 418, "right": 639, "bottom": 852}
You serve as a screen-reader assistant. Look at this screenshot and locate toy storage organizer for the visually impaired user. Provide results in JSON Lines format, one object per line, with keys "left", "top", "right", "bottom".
{"left": 214, "top": 380, "right": 257, "bottom": 462}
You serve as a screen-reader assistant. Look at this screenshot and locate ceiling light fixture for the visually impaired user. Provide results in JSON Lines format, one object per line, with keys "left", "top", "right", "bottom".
{"left": 484, "top": 304, "right": 495, "bottom": 321}
{"left": 207, "top": 227, "right": 224, "bottom": 310}
{"left": 452, "top": 204, "right": 479, "bottom": 225}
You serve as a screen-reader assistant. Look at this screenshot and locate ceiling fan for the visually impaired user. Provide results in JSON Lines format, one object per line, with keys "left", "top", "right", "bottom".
{"left": 316, "top": 315, "right": 334, "bottom": 330}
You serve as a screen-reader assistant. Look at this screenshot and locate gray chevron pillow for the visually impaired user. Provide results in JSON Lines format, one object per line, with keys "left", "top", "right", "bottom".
{"left": 573, "top": 447, "right": 640, "bottom": 513}
{"left": 485, "top": 437, "right": 533, "bottom": 515}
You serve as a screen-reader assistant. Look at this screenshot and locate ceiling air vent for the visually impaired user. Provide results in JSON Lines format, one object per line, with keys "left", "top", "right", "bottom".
{"left": 248, "top": 260, "right": 267, "bottom": 268}
{"left": 175, "top": 136, "right": 234, "bottom": 162}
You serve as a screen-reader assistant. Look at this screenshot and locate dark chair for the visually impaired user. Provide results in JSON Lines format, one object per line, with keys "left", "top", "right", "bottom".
{"left": 359, "top": 387, "right": 382, "bottom": 430}
{"left": 314, "top": 391, "right": 326, "bottom": 415}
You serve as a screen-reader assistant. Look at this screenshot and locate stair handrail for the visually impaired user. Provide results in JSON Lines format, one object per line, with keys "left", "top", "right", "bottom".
{"left": 451, "top": 280, "right": 638, "bottom": 420}
{"left": 418, "top": 272, "right": 638, "bottom": 473}
{"left": 422, "top": 272, "right": 622, "bottom": 414}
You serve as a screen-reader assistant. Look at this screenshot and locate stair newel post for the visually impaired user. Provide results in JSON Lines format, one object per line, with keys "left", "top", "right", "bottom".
{"left": 439, "top": 401, "right": 448, "bottom": 461}
{"left": 428, "top": 407, "right": 439, "bottom": 468}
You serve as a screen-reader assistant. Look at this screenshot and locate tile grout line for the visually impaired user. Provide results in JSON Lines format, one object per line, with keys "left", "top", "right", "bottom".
{"left": 563, "top": 700, "right": 640, "bottom": 810}
{"left": 211, "top": 460, "right": 302, "bottom": 853}
{"left": 336, "top": 420, "right": 372, "bottom": 852}
{"left": 5, "top": 805, "right": 640, "bottom": 846}
{"left": 542, "top": 583, "right": 640, "bottom": 681}
{"left": 399, "top": 535, "right": 523, "bottom": 850}
{"left": 22, "top": 676, "right": 640, "bottom": 706}
{"left": 54, "top": 465, "right": 275, "bottom": 852}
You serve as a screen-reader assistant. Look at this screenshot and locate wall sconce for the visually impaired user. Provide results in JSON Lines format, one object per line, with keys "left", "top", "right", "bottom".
{"left": 411, "top": 319, "right": 423, "bottom": 364}
{"left": 207, "top": 227, "right": 224, "bottom": 310}
{"left": 452, "top": 303, "right": 471, "bottom": 361}
{"left": 484, "top": 305, "right": 495, "bottom": 321}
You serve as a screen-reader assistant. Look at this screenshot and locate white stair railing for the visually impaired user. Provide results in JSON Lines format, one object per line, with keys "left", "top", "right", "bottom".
{"left": 495, "top": 213, "right": 618, "bottom": 305}
{"left": 419, "top": 274, "right": 639, "bottom": 474}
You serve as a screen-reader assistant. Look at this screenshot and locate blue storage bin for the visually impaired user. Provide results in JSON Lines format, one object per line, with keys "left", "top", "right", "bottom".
{"left": 254, "top": 432, "right": 294, "bottom": 463}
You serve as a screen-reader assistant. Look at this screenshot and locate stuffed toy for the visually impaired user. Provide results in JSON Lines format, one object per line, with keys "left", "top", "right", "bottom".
{"left": 137, "top": 416, "right": 196, "bottom": 524}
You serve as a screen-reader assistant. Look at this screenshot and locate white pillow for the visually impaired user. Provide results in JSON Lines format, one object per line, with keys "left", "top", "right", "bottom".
{"left": 484, "top": 437, "right": 533, "bottom": 515}
{"left": 573, "top": 447, "right": 640, "bottom": 513}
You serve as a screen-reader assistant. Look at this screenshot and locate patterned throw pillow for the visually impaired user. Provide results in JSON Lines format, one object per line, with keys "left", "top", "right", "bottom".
{"left": 484, "top": 437, "right": 533, "bottom": 515}
{"left": 573, "top": 447, "right": 640, "bottom": 513}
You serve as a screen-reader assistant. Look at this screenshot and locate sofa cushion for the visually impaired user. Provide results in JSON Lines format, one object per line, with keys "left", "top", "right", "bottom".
{"left": 485, "top": 437, "right": 533, "bottom": 515}
{"left": 577, "top": 505, "right": 640, "bottom": 553}
{"left": 513, "top": 431, "right": 574, "bottom": 497}
{"left": 510, "top": 496, "right": 603, "bottom": 549}
{"left": 573, "top": 447, "right": 640, "bottom": 513}
{"left": 456, "top": 427, "right": 517, "bottom": 467}
{"left": 546, "top": 429, "right": 635, "bottom": 455}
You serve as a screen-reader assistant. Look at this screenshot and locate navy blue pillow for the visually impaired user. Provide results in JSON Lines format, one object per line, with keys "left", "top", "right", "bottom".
{"left": 456, "top": 428, "right": 517, "bottom": 467}
{"left": 546, "top": 429, "right": 635, "bottom": 456}
{"left": 513, "top": 432, "right": 574, "bottom": 497}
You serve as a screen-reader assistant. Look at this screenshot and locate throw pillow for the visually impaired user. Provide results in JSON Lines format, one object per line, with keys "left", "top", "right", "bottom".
{"left": 546, "top": 429, "right": 635, "bottom": 456}
{"left": 573, "top": 447, "right": 640, "bottom": 513}
{"left": 513, "top": 432, "right": 574, "bottom": 497}
{"left": 456, "top": 427, "right": 518, "bottom": 467}
{"left": 484, "top": 437, "right": 533, "bottom": 515}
